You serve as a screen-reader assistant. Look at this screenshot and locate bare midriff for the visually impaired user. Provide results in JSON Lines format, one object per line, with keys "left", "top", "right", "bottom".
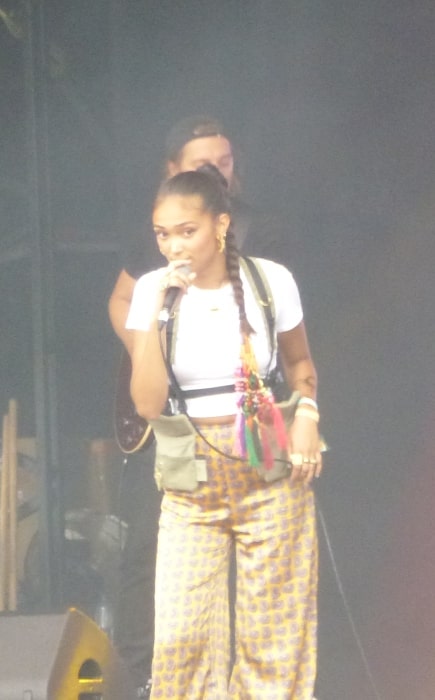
{"left": 191, "top": 415, "right": 235, "bottom": 426}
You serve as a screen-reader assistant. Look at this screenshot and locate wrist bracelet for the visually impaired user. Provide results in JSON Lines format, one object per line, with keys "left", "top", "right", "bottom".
{"left": 297, "top": 396, "right": 318, "bottom": 411}
{"left": 294, "top": 407, "right": 320, "bottom": 423}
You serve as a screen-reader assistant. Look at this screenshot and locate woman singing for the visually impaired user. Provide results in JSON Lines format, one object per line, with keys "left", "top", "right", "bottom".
{"left": 127, "top": 165, "right": 323, "bottom": 699}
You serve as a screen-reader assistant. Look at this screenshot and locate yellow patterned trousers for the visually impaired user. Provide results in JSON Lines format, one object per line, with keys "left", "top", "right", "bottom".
{"left": 150, "top": 424, "right": 318, "bottom": 700}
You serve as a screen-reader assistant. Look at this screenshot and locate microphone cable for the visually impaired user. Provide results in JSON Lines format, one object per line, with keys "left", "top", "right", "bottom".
{"left": 316, "top": 501, "right": 385, "bottom": 700}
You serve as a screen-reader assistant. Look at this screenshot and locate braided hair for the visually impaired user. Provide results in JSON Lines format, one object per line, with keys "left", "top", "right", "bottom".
{"left": 154, "top": 164, "right": 254, "bottom": 336}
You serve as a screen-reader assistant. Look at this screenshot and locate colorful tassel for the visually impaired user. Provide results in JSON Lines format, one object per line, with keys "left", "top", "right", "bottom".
{"left": 234, "top": 410, "right": 245, "bottom": 456}
{"left": 259, "top": 423, "right": 274, "bottom": 470}
{"left": 234, "top": 333, "right": 288, "bottom": 468}
{"left": 271, "top": 403, "right": 288, "bottom": 449}
{"left": 244, "top": 420, "right": 260, "bottom": 466}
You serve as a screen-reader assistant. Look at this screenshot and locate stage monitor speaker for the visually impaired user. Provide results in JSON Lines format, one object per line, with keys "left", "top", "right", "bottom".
{"left": 0, "top": 607, "right": 136, "bottom": 699}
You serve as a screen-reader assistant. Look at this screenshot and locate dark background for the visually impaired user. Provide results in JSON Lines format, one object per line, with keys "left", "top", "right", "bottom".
{"left": 1, "top": 1, "right": 435, "bottom": 698}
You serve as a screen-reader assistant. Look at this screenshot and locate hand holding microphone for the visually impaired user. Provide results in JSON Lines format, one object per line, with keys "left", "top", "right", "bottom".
{"left": 158, "top": 262, "right": 193, "bottom": 329}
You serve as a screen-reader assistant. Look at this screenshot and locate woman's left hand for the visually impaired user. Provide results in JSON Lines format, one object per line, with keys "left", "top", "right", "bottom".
{"left": 287, "top": 414, "right": 323, "bottom": 485}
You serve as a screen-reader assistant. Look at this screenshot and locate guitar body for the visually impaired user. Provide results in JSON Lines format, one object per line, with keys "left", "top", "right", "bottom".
{"left": 114, "top": 350, "right": 154, "bottom": 454}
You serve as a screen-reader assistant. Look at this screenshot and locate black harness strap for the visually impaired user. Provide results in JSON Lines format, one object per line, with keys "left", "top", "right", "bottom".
{"left": 182, "top": 384, "right": 235, "bottom": 399}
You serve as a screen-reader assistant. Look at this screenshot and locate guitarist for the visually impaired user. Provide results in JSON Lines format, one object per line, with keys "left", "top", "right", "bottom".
{"left": 108, "top": 114, "right": 288, "bottom": 698}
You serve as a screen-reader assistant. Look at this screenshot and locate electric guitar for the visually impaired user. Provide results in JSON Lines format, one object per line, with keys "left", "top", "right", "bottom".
{"left": 113, "top": 349, "right": 154, "bottom": 454}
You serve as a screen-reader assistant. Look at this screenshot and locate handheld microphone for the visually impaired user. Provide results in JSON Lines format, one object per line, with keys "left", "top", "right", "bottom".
{"left": 157, "top": 265, "right": 191, "bottom": 330}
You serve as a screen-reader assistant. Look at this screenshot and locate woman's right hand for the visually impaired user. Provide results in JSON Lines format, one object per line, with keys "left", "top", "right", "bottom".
{"left": 158, "top": 261, "right": 196, "bottom": 301}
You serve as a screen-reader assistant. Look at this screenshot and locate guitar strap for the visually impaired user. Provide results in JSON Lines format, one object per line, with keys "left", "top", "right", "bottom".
{"left": 165, "top": 256, "right": 276, "bottom": 405}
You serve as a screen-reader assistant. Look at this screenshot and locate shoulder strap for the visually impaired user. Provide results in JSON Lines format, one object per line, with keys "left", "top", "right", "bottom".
{"left": 167, "top": 310, "right": 178, "bottom": 366}
{"left": 241, "top": 256, "right": 288, "bottom": 397}
{"left": 239, "top": 256, "right": 276, "bottom": 356}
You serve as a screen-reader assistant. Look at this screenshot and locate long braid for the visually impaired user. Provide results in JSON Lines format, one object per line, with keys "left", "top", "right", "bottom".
{"left": 225, "top": 229, "right": 255, "bottom": 337}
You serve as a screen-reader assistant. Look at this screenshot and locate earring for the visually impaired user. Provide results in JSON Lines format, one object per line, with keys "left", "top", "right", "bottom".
{"left": 217, "top": 235, "right": 226, "bottom": 253}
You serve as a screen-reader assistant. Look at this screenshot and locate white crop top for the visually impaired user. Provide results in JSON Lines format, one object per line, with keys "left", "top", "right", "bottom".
{"left": 126, "top": 258, "right": 303, "bottom": 417}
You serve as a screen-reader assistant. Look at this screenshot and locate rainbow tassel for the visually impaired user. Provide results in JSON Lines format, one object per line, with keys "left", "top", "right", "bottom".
{"left": 234, "top": 410, "right": 246, "bottom": 456}
{"left": 259, "top": 423, "right": 274, "bottom": 470}
{"left": 244, "top": 419, "right": 260, "bottom": 466}
{"left": 234, "top": 333, "right": 288, "bottom": 468}
{"left": 272, "top": 403, "right": 288, "bottom": 449}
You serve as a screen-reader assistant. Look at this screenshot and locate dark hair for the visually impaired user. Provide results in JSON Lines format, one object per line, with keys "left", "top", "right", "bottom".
{"left": 155, "top": 163, "right": 231, "bottom": 218}
{"left": 163, "top": 115, "right": 242, "bottom": 194}
{"left": 165, "top": 115, "right": 229, "bottom": 163}
{"left": 154, "top": 165, "right": 254, "bottom": 336}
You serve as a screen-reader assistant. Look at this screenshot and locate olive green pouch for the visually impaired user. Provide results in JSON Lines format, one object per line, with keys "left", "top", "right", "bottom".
{"left": 148, "top": 413, "right": 198, "bottom": 492}
{"left": 256, "top": 391, "right": 329, "bottom": 482}
{"left": 255, "top": 391, "right": 300, "bottom": 482}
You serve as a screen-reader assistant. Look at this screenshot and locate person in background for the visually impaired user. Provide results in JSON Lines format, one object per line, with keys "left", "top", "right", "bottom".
{"left": 127, "top": 166, "right": 323, "bottom": 699}
{"left": 109, "top": 114, "right": 249, "bottom": 353}
{"left": 109, "top": 115, "right": 285, "bottom": 698}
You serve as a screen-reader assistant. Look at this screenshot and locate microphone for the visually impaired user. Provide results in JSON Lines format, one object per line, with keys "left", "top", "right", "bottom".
{"left": 157, "top": 265, "right": 191, "bottom": 330}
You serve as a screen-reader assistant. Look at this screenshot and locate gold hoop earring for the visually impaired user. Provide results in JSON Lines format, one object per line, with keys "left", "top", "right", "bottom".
{"left": 217, "top": 235, "right": 226, "bottom": 253}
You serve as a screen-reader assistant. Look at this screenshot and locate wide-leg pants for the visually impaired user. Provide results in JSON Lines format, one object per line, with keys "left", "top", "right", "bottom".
{"left": 150, "top": 424, "right": 318, "bottom": 700}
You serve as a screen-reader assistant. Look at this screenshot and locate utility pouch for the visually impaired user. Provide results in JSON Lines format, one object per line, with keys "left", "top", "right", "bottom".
{"left": 257, "top": 391, "right": 328, "bottom": 482}
{"left": 256, "top": 391, "right": 300, "bottom": 482}
{"left": 148, "top": 413, "right": 198, "bottom": 492}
